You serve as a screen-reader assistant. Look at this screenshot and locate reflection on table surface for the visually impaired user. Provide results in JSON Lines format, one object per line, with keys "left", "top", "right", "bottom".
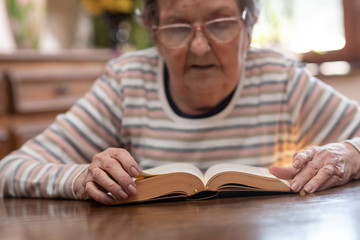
{"left": 2, "top": 181, "right": 360, "bottom": 240}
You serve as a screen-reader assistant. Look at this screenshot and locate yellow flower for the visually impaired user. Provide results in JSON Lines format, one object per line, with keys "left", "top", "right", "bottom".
{"left": 82, "top": 0, "right": 102, "bottom": 15}
{"left": 82, "top": 0, "right": 134, "bottom": 16}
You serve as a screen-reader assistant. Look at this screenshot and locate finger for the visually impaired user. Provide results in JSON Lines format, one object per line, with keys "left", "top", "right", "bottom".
{"left": 290, "top": 160, "right": 322, "bottom": 192}
{"left": 292, "top": 148, "right": 316, "bottom": 169}
{"left": 85, "top": 181, "right": 116, "bottom": 205}
{"left": 109, "top": 148, "right": 140, "bottom": 177}
{"left": 302, "top": 164, "right": 336, "bottom": 194}
{"left": 317, "top": 176, "right": 343, "bottom": 192}
{"left": 99, "top": 156, "right": 137, "bottom": 196}
{"left": 91, "top": 167, "right": 130, "bottom": 200}
{"left": 268, "top": 166, "right": 299, "bottom": 180}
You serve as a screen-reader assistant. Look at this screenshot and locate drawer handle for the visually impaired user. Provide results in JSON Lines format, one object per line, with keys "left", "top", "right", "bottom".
{"left": 56, "top": 83, "right": 71, "bottom": 96}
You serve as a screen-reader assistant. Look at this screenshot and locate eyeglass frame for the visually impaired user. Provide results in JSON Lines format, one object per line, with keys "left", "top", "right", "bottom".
{"left": 152, "top": 8, "right": 248, "bottom": 49}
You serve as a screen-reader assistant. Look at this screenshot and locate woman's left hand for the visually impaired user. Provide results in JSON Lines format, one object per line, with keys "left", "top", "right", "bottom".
{"left": 269, "top": 142, "right": 360, "bottom": 194}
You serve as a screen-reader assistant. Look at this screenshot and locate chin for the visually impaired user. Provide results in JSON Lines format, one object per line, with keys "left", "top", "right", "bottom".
{"left": 188, "top": 76, "right": 223, "bottom": 88}
{"left": 192, "top": 84, "right": 221, "bottom": 94}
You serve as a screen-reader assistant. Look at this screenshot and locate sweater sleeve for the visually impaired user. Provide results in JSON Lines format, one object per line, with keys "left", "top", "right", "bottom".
{"left": 286, "top": 61, "right": 360, "bottom": 149}
{"left": 0, "top": 63, "right": 125, "bottom": 199}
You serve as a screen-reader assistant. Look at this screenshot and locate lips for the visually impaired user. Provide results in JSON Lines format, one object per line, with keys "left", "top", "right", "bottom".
{"left": 190, "top": 64, "right": 216, "bottom": 70}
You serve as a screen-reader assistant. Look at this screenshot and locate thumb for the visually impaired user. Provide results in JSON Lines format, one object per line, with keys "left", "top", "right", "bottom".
{"left": 268, "top": 165, "right": 299, "bottom": 180}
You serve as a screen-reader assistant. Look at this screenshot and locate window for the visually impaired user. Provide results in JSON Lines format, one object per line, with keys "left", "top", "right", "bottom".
{"left": 252, "top": 0, "right": 360, "bottom": 64}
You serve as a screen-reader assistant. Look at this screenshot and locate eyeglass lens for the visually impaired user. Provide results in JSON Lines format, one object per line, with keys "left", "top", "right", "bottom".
{"left": 157, "top": 19, "right": 241, "bottom": 48}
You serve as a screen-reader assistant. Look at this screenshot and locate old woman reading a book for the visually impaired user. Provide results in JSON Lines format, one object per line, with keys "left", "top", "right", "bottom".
{"left": 1, "top": 0, "right": 360, "bottom": 204}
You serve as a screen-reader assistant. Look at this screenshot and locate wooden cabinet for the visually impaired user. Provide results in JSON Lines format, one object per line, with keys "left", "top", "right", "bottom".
{"left": 0, "top": 50, "right": 113, "bottom": 159}
{"left": 0, "top": 73, "right": 11, "bottom": 157}
{"left": 0, "top": 128, "right": 10, "bottom": 157}
{"left": 9, "top": 66, "right": 103, "bottom": 113}
{"left": 0, "top": 72, "right": 6, "bottom": 115}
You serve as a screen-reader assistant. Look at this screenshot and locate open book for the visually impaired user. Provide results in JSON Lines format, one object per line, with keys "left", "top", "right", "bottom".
{"left": 114, "top": 162, "right": 291, "bottom": 204}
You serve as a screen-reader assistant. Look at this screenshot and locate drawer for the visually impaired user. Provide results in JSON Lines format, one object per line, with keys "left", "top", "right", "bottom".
{"left": 0, "top": 128, "right": 11, "bottom": 159}
{"left": 8, "top": 65, "right": 103, "bottom": 113}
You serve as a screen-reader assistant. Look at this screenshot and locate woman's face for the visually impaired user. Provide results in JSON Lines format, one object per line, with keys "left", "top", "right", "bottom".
{"left": 156, "top": 0, "right": 251, "bottom": 115}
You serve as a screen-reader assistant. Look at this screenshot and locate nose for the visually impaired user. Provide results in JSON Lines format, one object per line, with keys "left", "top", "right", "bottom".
{"left": 189, "top": 26, "right": 211, "bottom": 56}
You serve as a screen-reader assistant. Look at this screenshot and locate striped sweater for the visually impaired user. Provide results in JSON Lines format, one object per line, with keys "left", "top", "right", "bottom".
{"left": 1, "top": 47, "right": 360, "bottom": 199}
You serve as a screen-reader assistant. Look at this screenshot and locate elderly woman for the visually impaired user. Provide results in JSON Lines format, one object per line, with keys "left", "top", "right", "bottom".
{"left": 1, "top": 0, "right": 360, "bottom": 204}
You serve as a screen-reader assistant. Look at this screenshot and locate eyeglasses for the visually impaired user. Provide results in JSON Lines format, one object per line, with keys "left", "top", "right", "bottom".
{"left": 152, "top": 9, "right": 247, "bottom": 49}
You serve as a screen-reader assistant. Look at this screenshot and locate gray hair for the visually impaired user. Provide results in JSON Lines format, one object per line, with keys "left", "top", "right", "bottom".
{"left": 141, "top": 0, "right": 261, "bottom": 33}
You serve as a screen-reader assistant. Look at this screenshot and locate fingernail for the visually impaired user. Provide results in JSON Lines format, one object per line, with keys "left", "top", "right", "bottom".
{"left": 119, "top": 190, "right": 128, "bottom": 199}
{"left": 291, "top": 181, "right": 300, "bottom": 192}
{"left": 293, "top": 159, "right": 301, "bottom": 168}
{"left": 304, "top": 184, "right": 314, "bottom": 194}
{"left": 128, "top": 184, "right": 137, "bottom": 195}
{"left": 105, "top": 196, "right": 115, "bottom": 204}
{"left": 130, "top": 167, "right": 139, "bottom": 177}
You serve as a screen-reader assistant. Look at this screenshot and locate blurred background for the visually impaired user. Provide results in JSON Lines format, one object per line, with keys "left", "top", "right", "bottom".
{"left": 0, "top": 0, "right": 359, "bottom": 64}
{"left": 0, "top": 0, "right": 151, "bottom": 52}
{"left": 0, "top": 0, "right": 360, "bottom": 158}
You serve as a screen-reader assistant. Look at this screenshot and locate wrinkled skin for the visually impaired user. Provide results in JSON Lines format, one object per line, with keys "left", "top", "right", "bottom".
{"left": 269, "top": 142, "right": 360, "bottom": 194}
{"left": 74, "top": 148, "right": 140, "bottom": 204}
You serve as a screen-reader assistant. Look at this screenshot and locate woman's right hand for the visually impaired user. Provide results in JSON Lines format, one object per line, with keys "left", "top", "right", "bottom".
{"left": 73, "top": 148, "right": 140, "bottom": 204}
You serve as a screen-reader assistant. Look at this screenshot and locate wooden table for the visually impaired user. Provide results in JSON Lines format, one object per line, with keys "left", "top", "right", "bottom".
{"left": 2, "top": 181, "right": 360, "bottom": 240}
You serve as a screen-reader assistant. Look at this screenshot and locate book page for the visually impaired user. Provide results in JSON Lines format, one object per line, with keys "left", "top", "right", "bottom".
{"left": 140, "top": 163, "right": 204, "bottom": 182}
{"left": 204, "top": 163, "right": 278, "bottom": 183}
